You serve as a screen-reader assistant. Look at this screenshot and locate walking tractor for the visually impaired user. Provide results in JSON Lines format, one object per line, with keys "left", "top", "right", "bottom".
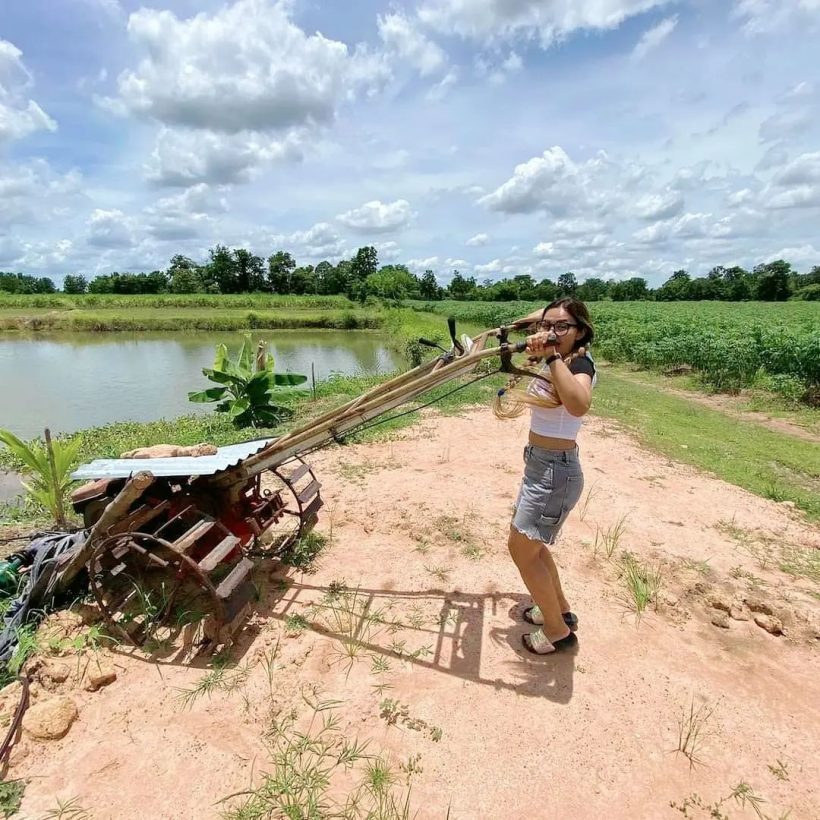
{"left": 63, "top": 318, "right": 535, "bottom": 651}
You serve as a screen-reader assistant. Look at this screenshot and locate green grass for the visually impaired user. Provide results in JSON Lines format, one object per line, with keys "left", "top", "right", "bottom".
{"left": 0, "top": 780, "right": 25, "bottom": 818}
{"left": 594, "top": 369, "right": 820, "bottom": 519}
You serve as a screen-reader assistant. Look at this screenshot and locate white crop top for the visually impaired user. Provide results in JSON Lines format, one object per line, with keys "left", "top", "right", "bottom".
{"left": 529, "top": 353, "right": 597, "bottom": 440}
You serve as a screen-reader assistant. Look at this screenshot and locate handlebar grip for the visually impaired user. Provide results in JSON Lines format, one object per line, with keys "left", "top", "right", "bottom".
{"left": 418, "top": 338, "right": 439, "bottom": 347}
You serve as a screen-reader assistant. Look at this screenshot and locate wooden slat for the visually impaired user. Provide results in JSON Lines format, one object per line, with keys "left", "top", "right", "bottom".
{"left": 170, "top": 520, "right": 215, "bottom": 555}
{"left": 283, "top": 462, "right": 311, "bottom": 483}
{"left": 301, "top": 495, "right": 323, "bottom": 521}
{"left": 110, "top": 500, "right": 170, "bottom": 536}
{"left": 296, "top": 480, "right": 320, "bottom": 504}
{"left": 198, "top": 535, "right": 240, "bottom": 573}
{"left": 216, "top": 558, "right": 254, "bottom": 600}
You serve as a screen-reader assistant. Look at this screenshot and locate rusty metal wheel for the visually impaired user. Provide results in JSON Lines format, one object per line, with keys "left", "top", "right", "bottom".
{"left": 88, "top": 531, "right": 225, "bottom": 649}
{"left": 252, "top": 456, "right": 323, "bottom": 556}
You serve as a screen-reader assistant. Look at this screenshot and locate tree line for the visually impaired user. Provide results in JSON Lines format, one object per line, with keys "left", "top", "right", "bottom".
{"left": 1, "top": 245, "right": 819, "bottom": 302}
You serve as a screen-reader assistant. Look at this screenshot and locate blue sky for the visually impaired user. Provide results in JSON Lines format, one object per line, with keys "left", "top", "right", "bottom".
{"left": 1, "top": 0, "right": 819, "bottom": 286}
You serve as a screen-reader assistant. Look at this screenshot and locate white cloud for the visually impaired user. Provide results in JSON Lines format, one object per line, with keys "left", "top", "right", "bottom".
{"left": 426, "top": 68, "right": 459, "bottom": 101}
{"left": 337, "top": 199, "right": 415, "bottom": 233}
{"left": 466, "top": 232, "right": 489, "bottom": 246}
{"left": 144, "top": 128, "right": 305, "bottom": 187}
{"left": 406, "top": 255, "right": 440, "bottom": 274}
{"left": 418, "top": 0, "right": 676, "bottom": 46}
{"left": 143, "top": 184, "right": 226, "bottom": 240}
{"left": 478, "top": 146, "right": 622, "bottom": 217}
{"left": 0, "top": 161, "right": 84, "bottom": 228}
{"left": 734, "top": 0, "right": 820, "bottom": 35}
{"left": 475, "top": 49, "right": 524, "bottom": 84}
{"left": 631, "top": 15, "right": 678, "bottom": 61}
{"left": 764, "top": 151, "right": 820, "bottom": 209}
{"left": 378, "top": 12, "right": 447, "bottom": 76}
{"left": 113, "top": 1, "right": 369, "bottom": 133}
{"left": 279, "top": 222, "right": 347, "bottom": 258}
{"left": 86, "top": 209, "right": 137, "bottom": 249}
{"left": 376, "top": 240, "right": 402, "bottom": 261}
{"left": 0, "top": 40, "right": 57, "bottom": 143}
{"left": 474, "top": 258, "right": 504, "bottom": 274}
{"left": 633, "top": 189, "right": 684, "bottom": 220}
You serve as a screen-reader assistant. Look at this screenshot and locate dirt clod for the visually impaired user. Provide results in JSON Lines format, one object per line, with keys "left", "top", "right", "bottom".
{"left": 22, "top": 695, "right": 78, "bottom": 740}
{"left": 730, "top": 603, "right": 751, "bottom": 621}
{"left": 85, "top": 664, "right": 117, "bottom": 692}
{"left": 744, "top": 596, "right": 774, "bottom": 616}
{"left": 753, "top": 614, "right": 783, "bottom": 635}
{"left": 36, "top": 660, "right": 72, "bottom": 690}
{"left": 707, "top": 594, "right": 733, "bottom": 613}
{"left": 711, "top": 612, "right": 731, "bottom": 629}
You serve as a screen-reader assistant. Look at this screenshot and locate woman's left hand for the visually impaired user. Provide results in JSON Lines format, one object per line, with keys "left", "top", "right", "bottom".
{"left": 526, "top": 331, "right": 559, "bottom": 357}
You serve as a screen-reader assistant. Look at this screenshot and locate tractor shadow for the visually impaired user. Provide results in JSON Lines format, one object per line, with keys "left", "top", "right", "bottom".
{"left": 103, "top": 563, "right": 576, "bottom": 703}
{"left": 252, "top": 571, "right": 577, "bottom": 704}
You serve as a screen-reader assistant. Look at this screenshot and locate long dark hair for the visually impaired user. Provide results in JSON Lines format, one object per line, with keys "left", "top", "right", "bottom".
{"left": 542, "top": 298, "right": 595, "bottom": 350}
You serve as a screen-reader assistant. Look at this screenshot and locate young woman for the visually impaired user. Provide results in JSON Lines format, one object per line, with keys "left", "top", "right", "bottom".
{"left": 503, "top": 298, "right": 596, "bottom": 655}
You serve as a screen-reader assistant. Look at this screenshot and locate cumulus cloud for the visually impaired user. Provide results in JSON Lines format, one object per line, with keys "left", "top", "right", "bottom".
{"left": 633, "top": 189, "right": 685, "bottom": 220}
{"left": 142, "top": 184, "right": 226, "bottom": 240}
{"left": 478, "top": 146, "right": 623, "bottom": 217}
{"left": 113, "top": 1, "right": 373, "bottom": 133}
{"left": 764, "top": 151, "right": 820, "bottom": 209}
{"left": 466, "top": 232, "right": 489, "bottom": 246}
{"left": 631, "top": 15, "right": 678, "bottom": 60}
{"left": 378, "top": 12, "right": 447, "bottom": 76}
{"left": 0, "top": 161, "right": 84, "bottom": 228}
{"left": 144, "top": 128, "right": 305, "bottom": 187}
{"left": 0, "top": 40, "right": 57, "bottom": 143}
{"left": 105, "top": 0, "right": 391, "bottom": 185}
{"left": 86, "top": 209, "right": 137, "bottom": 249}
{"left": 337, "top": 199, "right": 415, "bottom": 233}
{"left": 278, "top": 222, "right": 347, "bottom": 259}
{"left": 418, "top": 0, "right": 675, "bottom": 46}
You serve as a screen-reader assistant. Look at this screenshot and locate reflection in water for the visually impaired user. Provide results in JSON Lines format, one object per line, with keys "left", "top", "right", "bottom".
{"left": 0, "top": 330, "right": 405, "bottom": 438}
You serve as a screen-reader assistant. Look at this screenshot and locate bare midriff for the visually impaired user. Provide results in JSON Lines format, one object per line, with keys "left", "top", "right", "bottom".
{"left": 528, "top": 430, "right": 576, "bottom": 450}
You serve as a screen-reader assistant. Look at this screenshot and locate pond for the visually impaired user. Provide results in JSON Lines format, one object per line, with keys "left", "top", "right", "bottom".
{"left": 0, "top": 330, "right": 405, "bottom": 440}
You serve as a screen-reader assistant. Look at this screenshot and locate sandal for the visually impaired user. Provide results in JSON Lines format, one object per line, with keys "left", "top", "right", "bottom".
{"left": 523, "top": 606, "right": 579, "bottom": 631}
{"left": 522, "top": 628, "right": 578, "bottom": 656}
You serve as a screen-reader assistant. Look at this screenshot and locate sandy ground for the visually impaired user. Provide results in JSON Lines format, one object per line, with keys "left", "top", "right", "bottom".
{"left": 6, "top": 408, "right": 820, "bottom": 819}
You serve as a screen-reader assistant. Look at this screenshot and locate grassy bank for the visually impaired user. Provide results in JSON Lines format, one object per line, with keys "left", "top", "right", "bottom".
{"left": 594, "top": 370, "right": 820, "bottom": 519}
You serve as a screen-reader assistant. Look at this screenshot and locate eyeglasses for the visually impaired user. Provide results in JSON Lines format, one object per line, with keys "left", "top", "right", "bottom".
{"left": 537, "top": 320, "right": 578, "bottom": 336}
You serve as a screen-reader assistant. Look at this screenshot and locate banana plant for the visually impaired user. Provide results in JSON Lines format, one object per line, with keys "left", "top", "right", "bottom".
{"left": 0, "top": 428, "right": 81, "bottom": 528}
{"left": 188, "top": 335, "right": 308, "bottom": 428}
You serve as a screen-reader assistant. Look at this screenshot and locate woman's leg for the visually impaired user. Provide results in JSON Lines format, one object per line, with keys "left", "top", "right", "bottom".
{"left": 507, "top": 525, "right": 569, "bottom": 643}
{"left": 539, "top": 545, "right": 570, "bottom": 614}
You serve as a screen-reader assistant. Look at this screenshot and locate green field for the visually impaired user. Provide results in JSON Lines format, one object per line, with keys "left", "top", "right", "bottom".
{"left": 413, "top": 300, "right": 820, "bottom": 401}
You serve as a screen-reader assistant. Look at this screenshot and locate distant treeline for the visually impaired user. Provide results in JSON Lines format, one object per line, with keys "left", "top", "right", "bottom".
{"left": 2, "top": 244, "right": 819, "bottom": 302}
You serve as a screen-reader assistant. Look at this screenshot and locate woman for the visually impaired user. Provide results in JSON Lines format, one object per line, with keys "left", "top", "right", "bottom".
{"left": 504, "top": 297, "right": 596, "bottom": 655}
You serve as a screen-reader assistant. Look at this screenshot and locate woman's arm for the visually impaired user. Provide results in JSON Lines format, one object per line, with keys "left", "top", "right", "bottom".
{"left": 545, "top": 361, "right": 592, "bottom": 417}
{"left": 527, "top": 333, "right": 593, "bottom": 417}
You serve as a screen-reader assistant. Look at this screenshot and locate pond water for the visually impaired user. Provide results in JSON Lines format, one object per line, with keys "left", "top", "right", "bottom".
{"left": 0, "top": 330, "right": 405, "bottom": 439}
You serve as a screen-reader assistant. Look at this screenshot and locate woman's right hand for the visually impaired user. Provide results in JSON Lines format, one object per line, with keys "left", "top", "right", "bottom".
{"left": 526, "top": 331, "right": 558, "bottom": 357}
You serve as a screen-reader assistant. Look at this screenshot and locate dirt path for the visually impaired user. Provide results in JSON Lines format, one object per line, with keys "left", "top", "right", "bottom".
{"left": 7, "top": 410, "right": 820, "bottom": 819}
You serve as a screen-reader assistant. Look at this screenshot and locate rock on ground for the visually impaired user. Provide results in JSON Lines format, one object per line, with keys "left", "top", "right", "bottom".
{"left": 22, "top": 696, "right": 78, "bottom": 740}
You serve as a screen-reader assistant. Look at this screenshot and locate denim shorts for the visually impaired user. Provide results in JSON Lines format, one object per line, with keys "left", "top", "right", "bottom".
{"left": 511, "top": 444, "right": 584, "bottom": 545}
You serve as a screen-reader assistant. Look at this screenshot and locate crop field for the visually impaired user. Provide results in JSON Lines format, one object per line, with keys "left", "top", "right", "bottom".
{"left": 413, "top": 300, "right": 820, "bottom": 400}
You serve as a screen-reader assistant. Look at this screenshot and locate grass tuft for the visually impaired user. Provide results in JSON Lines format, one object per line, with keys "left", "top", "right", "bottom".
{"left": 675, "top": 695, "right": 718, "bottom": 768}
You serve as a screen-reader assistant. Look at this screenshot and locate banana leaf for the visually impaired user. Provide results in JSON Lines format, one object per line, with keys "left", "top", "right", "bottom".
{"left": 188, "top": 386, "right": 229, "bottom": 403}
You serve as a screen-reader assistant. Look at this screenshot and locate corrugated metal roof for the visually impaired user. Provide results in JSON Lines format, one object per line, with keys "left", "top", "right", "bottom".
{"left": 71, "top": 438, "right": 276, "bottom": 480}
